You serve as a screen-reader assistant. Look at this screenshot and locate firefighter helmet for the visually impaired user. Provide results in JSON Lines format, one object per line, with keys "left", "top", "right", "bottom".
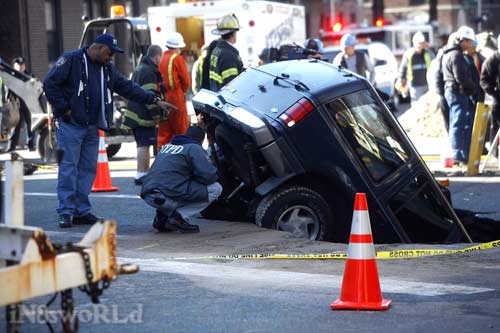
{"left": 212, "top": 14, "right": 240, "bottom": 35}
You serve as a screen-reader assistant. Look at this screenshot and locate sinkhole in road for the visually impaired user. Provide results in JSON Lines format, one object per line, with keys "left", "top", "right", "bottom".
{"left": 456, "top": 209, "right": 500, "bottom": 242}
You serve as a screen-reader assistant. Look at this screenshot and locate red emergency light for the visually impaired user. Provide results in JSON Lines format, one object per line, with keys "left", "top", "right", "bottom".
{"left": 332, "top": 22, "right": 343, "bottom": 32}
{"left": 375, "top": 18, "right": 384, "bottom": 27}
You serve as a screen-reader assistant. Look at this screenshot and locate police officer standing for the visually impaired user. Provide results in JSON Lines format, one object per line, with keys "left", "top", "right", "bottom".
{"left": 44, "top": 34, "right": 174, "bottom": 228}
{"left": 202, "top": 14, "right": 243, "bottom": 92}
{"left": 441, "top": 26, "right": 477, "bottom": 165}
{"left": 332, "top": 33, "right": 375, "bottom": 84}
{"left": 398, "top": 32, "right": 433, "bottom": 105}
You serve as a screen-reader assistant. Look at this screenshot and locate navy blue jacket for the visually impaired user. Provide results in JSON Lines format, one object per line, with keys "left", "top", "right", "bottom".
{"left": 44, "top": 48, "right": 155, "bottom": 130}
{"left": 141, "top": 135, "right": 218, "bottom": 202}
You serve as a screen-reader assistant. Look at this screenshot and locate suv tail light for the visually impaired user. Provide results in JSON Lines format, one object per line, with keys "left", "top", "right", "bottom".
{"left": 279, "top": 98, "right": 314, "bottom": 127}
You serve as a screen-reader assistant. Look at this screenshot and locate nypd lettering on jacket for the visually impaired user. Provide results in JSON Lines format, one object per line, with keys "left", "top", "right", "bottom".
{"left": 159, "top": 144, "right": 184, "bottom": 154}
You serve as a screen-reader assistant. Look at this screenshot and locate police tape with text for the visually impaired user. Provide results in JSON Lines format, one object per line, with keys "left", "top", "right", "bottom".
{"left": 163, "top": 239, "right": 500, "bottom": 260}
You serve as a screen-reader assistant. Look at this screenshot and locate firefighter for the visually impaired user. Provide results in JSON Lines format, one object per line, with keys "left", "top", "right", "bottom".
{"left": 121, "top": 45, "right": 165, "bottom": 185}
{"left": 191, "top": 44, "right": 208, "bottom": 94}
{"left": 203, "top": 14, "right": 243, "bottom": 92}
{"left": 397, "top": 31, "right": 433, "bottom": 105}
{"left": 158, "top": 32, "right": 191, "bottom": 148}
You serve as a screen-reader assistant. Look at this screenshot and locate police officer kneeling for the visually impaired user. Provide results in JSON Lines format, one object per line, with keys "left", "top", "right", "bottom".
{"left": 141, "top": 125, "right": 222, "bottom": 233}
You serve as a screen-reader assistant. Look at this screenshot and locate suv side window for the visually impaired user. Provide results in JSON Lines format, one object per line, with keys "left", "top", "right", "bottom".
{"left": 325, "top": 90, "right": 410, "bottom": 182}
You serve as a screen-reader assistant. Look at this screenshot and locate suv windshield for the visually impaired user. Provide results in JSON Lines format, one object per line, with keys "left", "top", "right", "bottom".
{"left": 326, "top": 90, "right": 409, "bottom": 181}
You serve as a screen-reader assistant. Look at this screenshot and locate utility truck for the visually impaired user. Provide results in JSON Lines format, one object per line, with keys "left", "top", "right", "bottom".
{"left": 0, "top": 57, "right": 55, "bottom": 162}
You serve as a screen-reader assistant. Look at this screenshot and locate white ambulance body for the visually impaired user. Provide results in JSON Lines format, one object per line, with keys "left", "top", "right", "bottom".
{"left": 147, "top": 0, "right": 306, "bottom": 67}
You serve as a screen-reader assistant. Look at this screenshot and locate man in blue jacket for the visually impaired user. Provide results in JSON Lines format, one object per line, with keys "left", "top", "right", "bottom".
{"left": 141, "top": 125, "right": 222, "bottom": 233}
{"left": 44, "top": 34, "right": 175, "bottom": 228}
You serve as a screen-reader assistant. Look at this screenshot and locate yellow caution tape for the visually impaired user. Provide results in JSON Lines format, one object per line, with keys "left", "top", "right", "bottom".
{"left": 31, "top": 163, "right": 57, "bottom": 170}
{"left": 166, "top": 239, "right": 500, "bottom": 261}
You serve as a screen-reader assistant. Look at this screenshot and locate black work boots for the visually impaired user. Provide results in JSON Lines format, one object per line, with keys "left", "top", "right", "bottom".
{"left": 59, "top": 214, "right": 73, "bottom": 228}
{"left": 152, "top": 210, "right": 199, "bottom": 233}
{"left": 58, "top": 213, "right": 104, "bottom": 228}
{"left": 73, "top": 213, "right": 104, "bottom": 225}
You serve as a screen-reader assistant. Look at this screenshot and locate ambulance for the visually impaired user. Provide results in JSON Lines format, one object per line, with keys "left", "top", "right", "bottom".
{"left": 147, "top": 0, "right": 306, "bottom": 68}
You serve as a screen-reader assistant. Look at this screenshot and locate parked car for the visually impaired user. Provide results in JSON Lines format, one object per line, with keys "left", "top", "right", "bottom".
{"left": 322, "top": 42, "right": 398, "bottom": 99}
{"left": 192, "top": 59, "right": 471, "bottom": 244}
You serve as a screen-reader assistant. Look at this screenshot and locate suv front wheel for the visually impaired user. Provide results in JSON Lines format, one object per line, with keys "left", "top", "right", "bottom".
{"left": 255, "top": 186, "right": 333, "bottom": 241}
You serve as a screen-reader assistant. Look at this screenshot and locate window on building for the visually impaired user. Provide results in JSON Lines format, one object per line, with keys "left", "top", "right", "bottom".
{"left": 45, "top": 0, "right": 61, "bottom": 63}
{"left": 409, "top": 0, "right": 427, "bottom": 5}
{"left": 82, "top": 0, "right": 106, "bottom": 20}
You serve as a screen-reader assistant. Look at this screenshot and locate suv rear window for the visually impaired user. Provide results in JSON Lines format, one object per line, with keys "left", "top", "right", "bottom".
{"left": 325, "top": 90, "right": 410, "bottom": 182}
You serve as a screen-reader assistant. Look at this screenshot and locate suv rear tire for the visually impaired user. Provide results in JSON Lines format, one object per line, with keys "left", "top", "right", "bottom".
{"left": 255, "top": 186, "right": 333, "bottom": 241}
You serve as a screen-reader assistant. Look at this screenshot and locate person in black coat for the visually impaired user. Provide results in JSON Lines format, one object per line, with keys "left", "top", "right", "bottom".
{"left": 8, "top": 57, "right": 35, "bottom": 151}
{"left": 122, "top": 45, "right": 165, "bottom": 185}
{"left": 441, "top": 26, "right": 477, "bottom": 165}
{"left": 141, "top": 125, "right": 222, "bottom": 233}
{"left": 480, "top": 34, "right": 500, "bottom": 146}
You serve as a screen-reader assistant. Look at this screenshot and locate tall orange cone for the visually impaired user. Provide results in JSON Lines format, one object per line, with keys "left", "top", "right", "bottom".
{"left": 331, "top": 193, "right": 391, "bottom": 311}
{"left": 91, "top": 130, "right": 119, "bottom": 192}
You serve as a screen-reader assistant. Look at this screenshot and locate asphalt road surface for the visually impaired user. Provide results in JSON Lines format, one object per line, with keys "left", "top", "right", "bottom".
{"left": 1, "top": 146, "right": 500, "bottom": 332}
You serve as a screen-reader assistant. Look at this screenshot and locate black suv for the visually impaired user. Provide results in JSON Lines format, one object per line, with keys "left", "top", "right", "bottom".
{"left": 192, "top": 59, "right": 471, "bottom": 244}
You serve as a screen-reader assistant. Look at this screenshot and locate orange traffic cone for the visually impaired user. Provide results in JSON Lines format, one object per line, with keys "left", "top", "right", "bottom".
{"left": 91, "top": 130, "right": 119, "bottom": 192}
{"left": 331, "top": 193, "right": 391, "bottom": 311}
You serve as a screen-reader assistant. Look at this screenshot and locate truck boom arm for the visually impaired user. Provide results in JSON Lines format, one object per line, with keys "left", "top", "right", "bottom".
{"left": 0, "top": 57, "right": 46, "bottom": 115}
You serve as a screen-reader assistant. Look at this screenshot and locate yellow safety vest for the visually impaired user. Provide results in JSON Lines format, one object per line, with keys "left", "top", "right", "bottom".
{"left": 406, "top": 48, "right": 432, "bottom": 83}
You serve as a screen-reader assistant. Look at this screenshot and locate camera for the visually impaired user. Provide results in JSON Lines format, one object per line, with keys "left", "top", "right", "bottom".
{"left": 266, "top": 43, "right": 319, "bottom": 62}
